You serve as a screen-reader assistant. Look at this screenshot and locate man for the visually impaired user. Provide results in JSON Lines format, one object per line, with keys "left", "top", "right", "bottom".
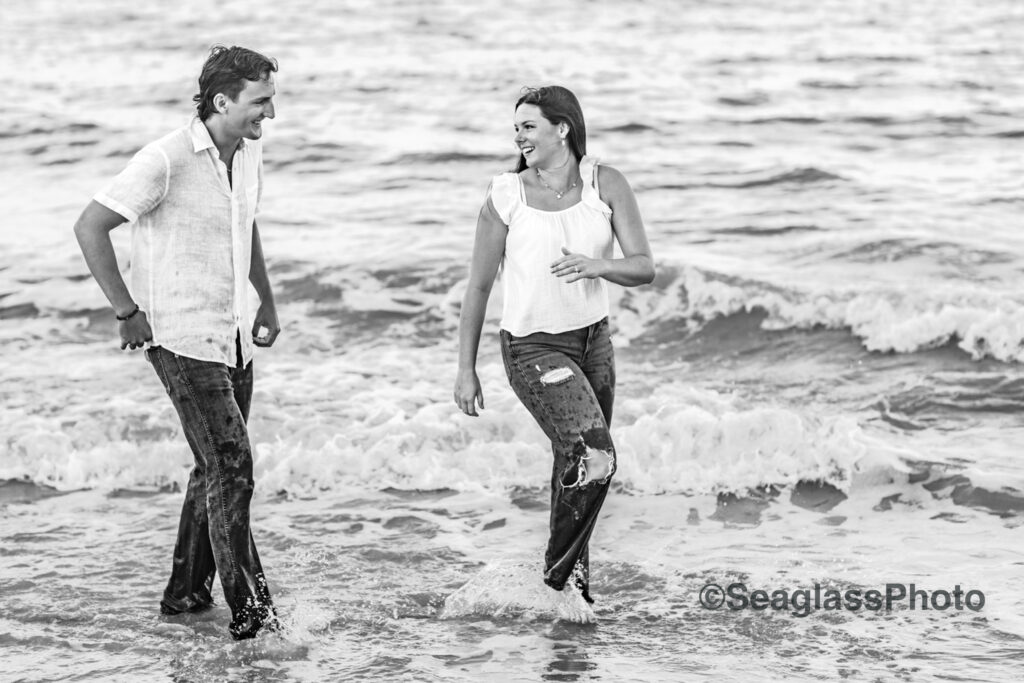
{"left": 73, "top": 45, "right": 281, "bottom": 640}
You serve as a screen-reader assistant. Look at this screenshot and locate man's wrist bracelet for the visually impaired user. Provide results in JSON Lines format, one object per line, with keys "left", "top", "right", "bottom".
{"left": 116, "top": 304, "right": 140, "bottom": 321}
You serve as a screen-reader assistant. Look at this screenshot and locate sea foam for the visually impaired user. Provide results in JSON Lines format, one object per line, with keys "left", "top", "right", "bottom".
{"left": 627, "top": 265, "right": 1024, "bottom": 362}
{"left": 2, "top": 362, "right": 913, "bottom": 499}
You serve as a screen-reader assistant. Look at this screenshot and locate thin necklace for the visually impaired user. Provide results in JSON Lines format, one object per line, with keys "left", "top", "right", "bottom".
{"left": 536, "top": 167, "right": 578, "bottom": 200}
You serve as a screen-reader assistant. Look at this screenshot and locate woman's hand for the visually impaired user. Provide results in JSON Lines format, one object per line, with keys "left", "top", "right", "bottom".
{"left": 551, "top": 246, "right": 605, "bottom": 283}
{"left": 454, "top": 368, "right": 485, "bottom": 416}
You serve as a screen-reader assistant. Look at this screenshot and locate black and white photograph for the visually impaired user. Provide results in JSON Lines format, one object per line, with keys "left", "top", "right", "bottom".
{"left": 1, "top": 0, "right": 1022, "bottom": 680}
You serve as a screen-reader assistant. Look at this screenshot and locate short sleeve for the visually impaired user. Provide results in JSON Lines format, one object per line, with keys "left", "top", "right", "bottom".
{"left": 94, "top": 145, "right": 169, "bottom": 223}
{"left": 579, "top": 156, "right": 612, "bottom": 216}
{"left": 487, "top": 173, "right": 517, "bottom": 225}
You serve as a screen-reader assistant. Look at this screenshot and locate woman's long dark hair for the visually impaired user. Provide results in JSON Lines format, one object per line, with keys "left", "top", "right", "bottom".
{"left": 514, "top": 86, "right": 587, "bottom": 172}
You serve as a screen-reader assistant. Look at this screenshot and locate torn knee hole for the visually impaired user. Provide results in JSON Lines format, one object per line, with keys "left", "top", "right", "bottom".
{"left": 561, "top": 443, "right": 616, "bottom": 489}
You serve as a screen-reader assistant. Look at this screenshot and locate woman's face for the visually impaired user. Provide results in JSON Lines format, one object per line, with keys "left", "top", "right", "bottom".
{"left": 514, "top": 103, "right": 565, "bottom": 168}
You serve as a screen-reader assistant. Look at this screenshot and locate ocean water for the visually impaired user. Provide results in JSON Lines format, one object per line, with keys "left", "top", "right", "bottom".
{"left": 2, "top": 0, "right": 1024, "bottom": 680}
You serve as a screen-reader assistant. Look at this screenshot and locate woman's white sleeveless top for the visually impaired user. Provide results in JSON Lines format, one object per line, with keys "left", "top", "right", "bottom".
{"left": 489, "top": 156, "right": 614, "bottom": 336}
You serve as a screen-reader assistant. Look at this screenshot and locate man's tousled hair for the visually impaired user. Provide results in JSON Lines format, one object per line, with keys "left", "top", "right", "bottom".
{"left": 193, "top": 45, "right": 277, "bottom": 121}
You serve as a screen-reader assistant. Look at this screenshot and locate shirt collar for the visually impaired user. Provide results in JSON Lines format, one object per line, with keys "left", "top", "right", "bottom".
{"left": 189, "top": 117, "right": 246, "bottom": 154}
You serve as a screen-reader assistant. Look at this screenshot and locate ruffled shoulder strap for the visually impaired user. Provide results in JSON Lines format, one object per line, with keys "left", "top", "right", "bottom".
{"left": 579, "top": 156, "right": 612, "bottom": 216}
{"left": 488, "top": 172, "right": 520, "bottom": 225}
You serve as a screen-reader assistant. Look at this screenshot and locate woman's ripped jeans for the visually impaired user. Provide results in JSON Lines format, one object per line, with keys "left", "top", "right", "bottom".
{"left": 500, "top": 317, "right": 616, "bottom": 602}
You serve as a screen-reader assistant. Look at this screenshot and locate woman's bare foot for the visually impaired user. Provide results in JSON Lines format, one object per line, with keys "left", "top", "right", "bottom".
{"left": 554, "top": 583, "right": 596, "bottom": 623}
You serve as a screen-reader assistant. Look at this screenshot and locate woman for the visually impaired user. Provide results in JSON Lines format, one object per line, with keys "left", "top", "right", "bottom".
{"left": 454, "top": 86, "right": 655, "bottom": 618}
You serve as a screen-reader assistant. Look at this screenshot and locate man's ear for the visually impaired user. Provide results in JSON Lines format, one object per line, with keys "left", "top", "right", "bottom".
{"left": 213, "top": 93, "right": 229, "bottom": 114}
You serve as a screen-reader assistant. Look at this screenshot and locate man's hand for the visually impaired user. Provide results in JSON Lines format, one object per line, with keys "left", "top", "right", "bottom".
{"left": 252, "top": 299, "right": 280, "bottom": 347}
{"left": 120, "top": 310, "right": 153, "bottom": 350}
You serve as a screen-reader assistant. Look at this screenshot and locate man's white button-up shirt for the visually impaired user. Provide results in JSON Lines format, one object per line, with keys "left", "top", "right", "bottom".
{"left": 96, "top": 117, "right": 262, "bottom": 366}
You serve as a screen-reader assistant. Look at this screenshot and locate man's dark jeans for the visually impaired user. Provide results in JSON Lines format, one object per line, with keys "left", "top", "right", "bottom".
{"left": 146, "top": 343, "right": 276, "bottom": 639}
{"left": 500, "top": 317, "right": 616, "bottom": 603}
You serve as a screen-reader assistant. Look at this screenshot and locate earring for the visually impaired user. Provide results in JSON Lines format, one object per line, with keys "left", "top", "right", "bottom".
{"left": 561, "top": 139, "right": 565, "bottom": 146}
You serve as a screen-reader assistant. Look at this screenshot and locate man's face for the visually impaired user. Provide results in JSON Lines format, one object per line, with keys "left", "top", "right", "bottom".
{"left": 224, "top": 75, "right": 276, "bottom": 140}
